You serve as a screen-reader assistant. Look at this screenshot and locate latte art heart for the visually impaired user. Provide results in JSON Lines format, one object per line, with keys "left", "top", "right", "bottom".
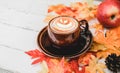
{"left": 50, "top": 17, "right": 78, "bottom": 34}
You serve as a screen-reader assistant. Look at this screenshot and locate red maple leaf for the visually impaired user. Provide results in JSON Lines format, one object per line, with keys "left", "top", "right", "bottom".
{"left": 25, "top": 49, "right": 86, "bottom": 73}
{"left": 69, "top": 58, "right": 85, "bottom": 73}
{"left": 25, "top": 49, "right": 50, "bottom": 64}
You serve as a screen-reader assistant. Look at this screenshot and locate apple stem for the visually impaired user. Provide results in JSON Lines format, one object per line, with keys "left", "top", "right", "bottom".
{"left": 103, "top": 28, "right": 108, "bottom": 37}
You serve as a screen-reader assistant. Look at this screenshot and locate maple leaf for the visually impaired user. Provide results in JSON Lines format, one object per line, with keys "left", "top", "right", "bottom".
{"left": 90, "top": 42, "right": 107, "bottom": 52}
{"left": 96, "top": 48, "right": 120, "bottom": 59}
{"left": 78, "top": 53, "right": 93, "bottom": 66}
{"left": 69, "top": 59, "right": 85, "bottom": 73}
{"left": 47, "top": 57, "right": 72, "bottom": 73}
{"left": 25, "top": 49, "right": 50, "bottom": 64}
{"left": 39, "top": 61, "right": 49, "bottom": 73}
{"left": 85, "top": 55, "right": 106, "bottom": 73}
{"left": 48, "top": 4, "right": 75, "bottom": 17}
{"left": 47, "top": 58, "right": 86, "bottom": 73}
{"left": 25, "top": 49, "right": 88, "bottom": 73}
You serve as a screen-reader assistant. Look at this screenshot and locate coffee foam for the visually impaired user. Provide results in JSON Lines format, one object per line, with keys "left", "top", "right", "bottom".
{"left": 50, "top": 17, "right": 78, "bottom": 34}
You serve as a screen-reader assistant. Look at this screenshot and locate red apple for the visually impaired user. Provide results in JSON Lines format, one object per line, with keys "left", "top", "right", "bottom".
{"left": 96, "top": 0, "right": 120, "bottom": 28}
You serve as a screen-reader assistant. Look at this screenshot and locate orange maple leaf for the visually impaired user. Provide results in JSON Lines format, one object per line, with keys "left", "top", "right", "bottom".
{"left": 47, "top": 57, "right": 72, "bottom": 73}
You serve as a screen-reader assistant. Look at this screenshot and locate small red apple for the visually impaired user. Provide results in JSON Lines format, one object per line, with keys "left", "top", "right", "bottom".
{"left": 96, "top": 0, "right": 120, "bottom": 28}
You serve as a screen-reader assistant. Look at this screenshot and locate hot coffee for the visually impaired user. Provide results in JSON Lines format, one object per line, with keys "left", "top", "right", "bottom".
{"left": 50, "top": 16, "right": 78, "bottom": 34}
{"left": 47, "top": 16, "right": 88, "bottom": 47}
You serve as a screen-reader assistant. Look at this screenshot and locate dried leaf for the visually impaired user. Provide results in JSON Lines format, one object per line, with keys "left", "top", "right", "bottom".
{"left": 25, "top": 49, "right": 44, "bottom": 58}
{"left": 47, "top": 2, "right": 97, "bottom": 21}
{"left": 90, "top": 42, "right": 107, "bottom": 52}
{"left": 47, "top": 57, "right": 72, "bottom": 73}
{"left": 44, "top": 14, "right": 57, "bottom": 23}
{"left": 96, "top": 48, "right": 120, "bottom": 59}
{"left": 39, "top": 61, "right": 49, "bottom": 73}
{"left": 78, "top": 53, "right": 93, "bottom": 66}
{"left": 25, "top": 49, "right": 50, "bottom": 64}
{"left": 93, "top": 24, "right": 120, "bottom": 51}
{"left": 69, "top": 59, "right": 85, "bottom": 73}
{"left": 85, "top": 55, "right": 106, "bottom": 73}
{"left": 48, "top": 4, "right": 75, "bottom": 17}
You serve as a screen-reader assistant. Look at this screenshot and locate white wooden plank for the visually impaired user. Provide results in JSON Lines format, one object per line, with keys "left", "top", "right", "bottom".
{"left": 0, "top": 0, "right": 47, "bottom": 16}
{"left": 0, "top": 46, "right": 41, "bottom": 73}
{"left": 0, "top": 6, "right": 47, "bottom": 32}
{"left": 0, "top": 23, "right": 40, "bottom": 51}
{"left": 0, "top": 0, "right": 47, "bottom": 15}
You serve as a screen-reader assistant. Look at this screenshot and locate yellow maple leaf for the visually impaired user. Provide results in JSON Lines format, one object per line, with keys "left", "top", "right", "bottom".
{"left": 90, "top": 42, "right": 107, "bottom": 52}
{"left": 85, "top": 55, "right": 106, "bottom": 73}
{"left": 39, "top": 61, "right": 49, "bottom": 73}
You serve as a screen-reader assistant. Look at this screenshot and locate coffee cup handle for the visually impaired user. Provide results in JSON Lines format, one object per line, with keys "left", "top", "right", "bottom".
{"left": 79, "top": 20, "right": 89, "bottom": 34}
